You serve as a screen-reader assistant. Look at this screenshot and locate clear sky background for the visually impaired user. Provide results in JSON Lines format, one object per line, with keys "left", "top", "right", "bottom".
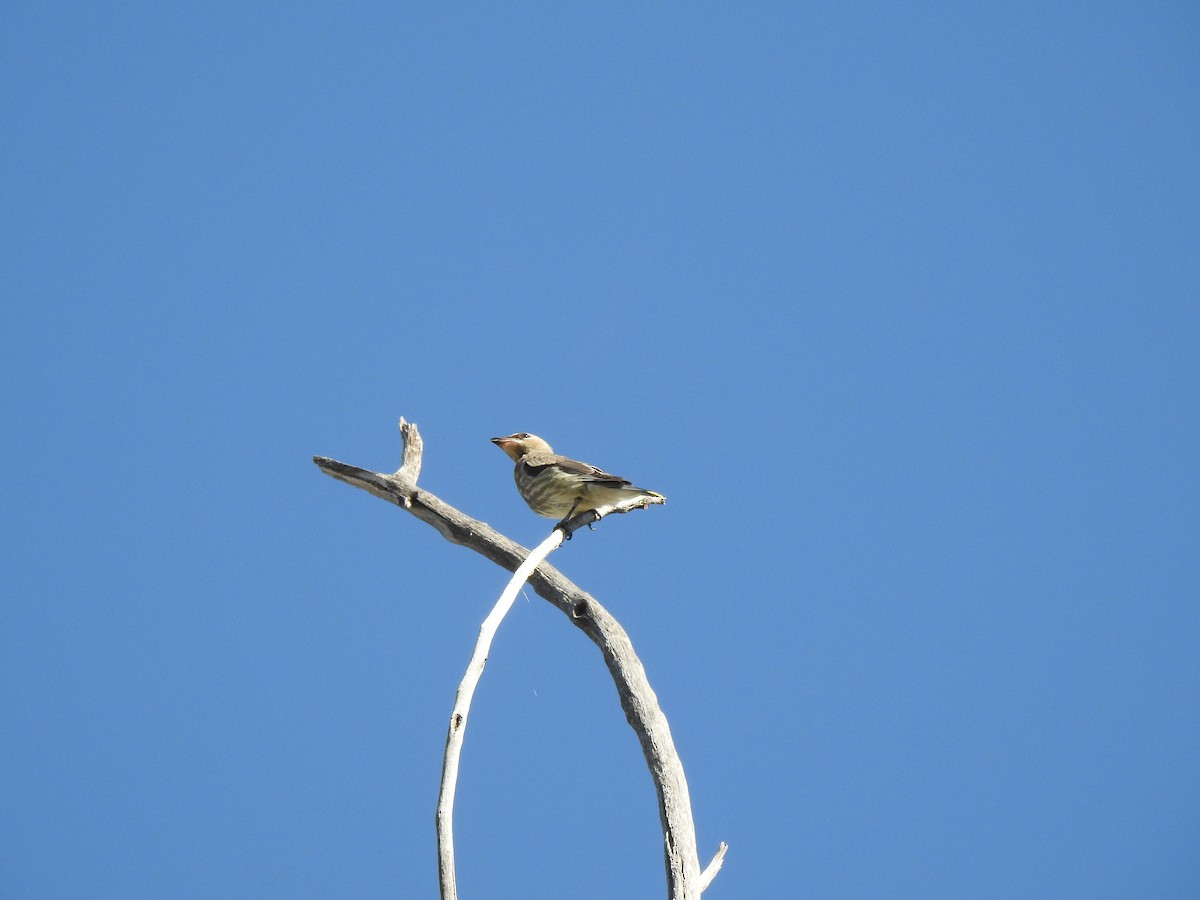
{"left": 3, "top": 3, "right": 1198, "bottom": 898}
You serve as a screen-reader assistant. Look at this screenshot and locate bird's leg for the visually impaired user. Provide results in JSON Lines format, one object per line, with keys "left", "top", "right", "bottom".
{"left": 555, "top": 501, "right": 581, "bottom": 539}
{"left": 560, "top": 509, "right": 602, "bottom": 539}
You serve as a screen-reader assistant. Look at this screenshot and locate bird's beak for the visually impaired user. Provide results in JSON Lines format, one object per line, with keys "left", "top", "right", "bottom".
{"left": 492, "top": 435, "right": 522, "bottom": 461}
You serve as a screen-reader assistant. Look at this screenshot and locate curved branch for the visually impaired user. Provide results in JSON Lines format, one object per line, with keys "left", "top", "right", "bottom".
{"left": 437, "top": 529, "right": 565, "bottom": 900}
{"left": 314, "top": 419, "right": 723, "bottom": 899}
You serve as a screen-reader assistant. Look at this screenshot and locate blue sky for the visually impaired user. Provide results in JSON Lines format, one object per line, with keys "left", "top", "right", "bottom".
{"left": 3, "top": 2, "right": 1198, "bottom": 897}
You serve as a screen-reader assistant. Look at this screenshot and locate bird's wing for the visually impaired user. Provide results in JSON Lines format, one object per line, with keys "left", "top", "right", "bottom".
{"left": 523, "top": 454, "right": 633, "bottom": 487}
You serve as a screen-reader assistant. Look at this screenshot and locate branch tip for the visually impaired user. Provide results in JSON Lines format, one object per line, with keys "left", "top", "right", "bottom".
{"left": 396, "top": 418, "right": 423, "bottom": 482}
{"left": 699, "top": 842, "right": 728, "bottom": 893}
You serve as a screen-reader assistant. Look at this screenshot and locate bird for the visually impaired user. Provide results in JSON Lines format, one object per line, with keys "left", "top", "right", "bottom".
{"left": 491, "top": 433, "right": 665, "bottom": 533}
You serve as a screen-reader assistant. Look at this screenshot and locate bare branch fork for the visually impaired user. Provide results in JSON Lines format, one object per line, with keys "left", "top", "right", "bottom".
{"left": 313, "top": 419, "right": 726, "bottom": 900}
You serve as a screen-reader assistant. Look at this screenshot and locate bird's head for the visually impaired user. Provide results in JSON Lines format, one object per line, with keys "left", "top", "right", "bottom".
{"left": 491, "top": 432, "right": 553, "bottom": 461}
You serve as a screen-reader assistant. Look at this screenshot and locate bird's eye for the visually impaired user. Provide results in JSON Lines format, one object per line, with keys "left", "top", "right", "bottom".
{"left": 516, "top": 432, "right": 530, "bottom": 439}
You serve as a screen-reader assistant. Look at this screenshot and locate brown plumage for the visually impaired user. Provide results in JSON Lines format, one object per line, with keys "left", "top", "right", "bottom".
{"left": 491, "top": 433, "right": 665, "bottom": 525}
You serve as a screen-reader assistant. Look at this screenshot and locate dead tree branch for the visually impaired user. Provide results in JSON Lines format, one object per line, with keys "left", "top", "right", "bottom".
{"left": 435, "top": 528, "right": 564, "bottom": 900}
{"left": 314, "top": 419, "right": 725, "bottom": 899}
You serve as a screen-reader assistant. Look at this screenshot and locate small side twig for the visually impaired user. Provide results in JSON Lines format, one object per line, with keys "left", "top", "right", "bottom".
{"left": 394, "top": 417, "right": 422, "bottom": 484}
{"left": 699, "top": 842, "right": 728, "bottom": 892}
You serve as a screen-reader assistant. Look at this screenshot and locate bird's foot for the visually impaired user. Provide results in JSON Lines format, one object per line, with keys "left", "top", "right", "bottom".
{"left": 556, "top": 510, "right": 600, "bottom": 539}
